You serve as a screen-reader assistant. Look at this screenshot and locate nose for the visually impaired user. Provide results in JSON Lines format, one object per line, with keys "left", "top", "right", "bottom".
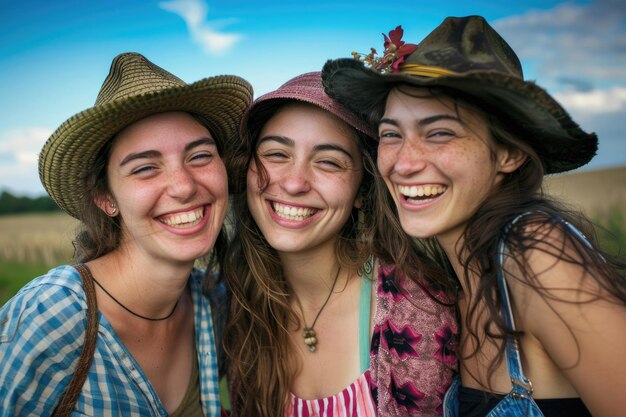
{"left": 167, "top": 166, "right": 198, "bottom": 201}
{"left": 392, "top": 139, "right": 428, "bottom": 176}
{"left": 278, "top": 162, "right": 312, "bottom": 195}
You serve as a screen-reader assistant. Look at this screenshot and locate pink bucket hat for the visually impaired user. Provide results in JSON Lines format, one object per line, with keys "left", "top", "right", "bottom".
{"left": 244, "top": 71, "right": 376, "bottom": 139}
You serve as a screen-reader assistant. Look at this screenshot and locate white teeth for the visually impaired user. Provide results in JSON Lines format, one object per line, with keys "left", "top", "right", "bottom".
{"left": 398, "top": 185, "right": 446, "bottom": 199}
{"left": 272, "top": 202, "right": 316, "bottom": 221}
{"left": 159, "top": 208, "right": 203, "bottom": 228}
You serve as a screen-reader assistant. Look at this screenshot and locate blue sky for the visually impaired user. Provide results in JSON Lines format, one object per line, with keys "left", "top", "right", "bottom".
{"left": 1, "top": 0, "right": 625, "bottom": 196}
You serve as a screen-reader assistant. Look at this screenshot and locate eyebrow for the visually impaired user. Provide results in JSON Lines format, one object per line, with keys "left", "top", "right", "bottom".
{"left": 379, "top": 114, "right": 461, "bottom": 128}
{"left": 119, "top": 137, "right": 215, "bottom": 166}
{"left": 313, "top": 143, "right": 354, "bottom": 160}
{"left": 257, "top": 135, "right": 354, "bottom": 160}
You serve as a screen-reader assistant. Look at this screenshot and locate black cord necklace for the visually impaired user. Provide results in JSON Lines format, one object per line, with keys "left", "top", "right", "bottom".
{"left": 294, "top": 266, "right": 341, "bottom": 353}
{"left": 92, "top": 277, "right": 179, "bottom": 321}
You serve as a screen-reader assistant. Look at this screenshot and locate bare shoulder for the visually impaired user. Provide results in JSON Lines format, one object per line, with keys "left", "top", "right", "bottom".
{"left": 503, "top": 216, "right": 626, "bottom": 415}
{"left": 506, "top": 215, "right": 612, "bottom": 298}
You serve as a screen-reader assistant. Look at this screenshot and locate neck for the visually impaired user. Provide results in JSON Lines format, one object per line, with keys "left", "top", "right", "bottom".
{"left": 437, "top": 232, "right": 473, "bottom": 293}
{"left": 279, "top": 245, "right": 344, "bottom": 302}
{"left": 88, "top": 249, "right": 192, "bottom": 318}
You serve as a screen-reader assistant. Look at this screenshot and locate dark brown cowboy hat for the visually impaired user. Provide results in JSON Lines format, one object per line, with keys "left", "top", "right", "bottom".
{"left": 322, "top": 15, "right": 598, "bottom": 174}
{"left": 39, "top": 52, "right": 253, "bottom": 219}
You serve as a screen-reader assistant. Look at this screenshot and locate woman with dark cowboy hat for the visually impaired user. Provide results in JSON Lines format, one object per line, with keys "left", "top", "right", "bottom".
{"left": 323, "top": 15, "right": 626, "bottom": 417}
{"left": 0, "top": 52, "right": 252, "bottom": 416}
{"left": 223, "top": 72, "right": 457, "bottom": 416}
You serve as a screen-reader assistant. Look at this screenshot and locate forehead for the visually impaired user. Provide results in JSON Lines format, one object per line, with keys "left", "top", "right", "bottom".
{"left": 260, "top": 102, "right": 361, "bottom": 148}
{"left": 110, "top": 112, "right": 212, "bottom": 149}
{"left": 384, "top": 86, "right": 488, "bottom": 127}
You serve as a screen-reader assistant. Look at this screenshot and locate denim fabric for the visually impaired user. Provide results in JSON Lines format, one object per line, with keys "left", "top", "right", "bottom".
{"left": 441, "top": 213, "right": 587, "bottom": 417}
{"left": 443, "top": 374, "right": 545, "bottom": 417}
{"left": 443, "top": 213, "right": 596, "bottom": 416}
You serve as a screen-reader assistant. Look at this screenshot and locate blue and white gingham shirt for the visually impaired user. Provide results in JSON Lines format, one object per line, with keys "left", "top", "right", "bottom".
{"left": 0, "top": 265, "right": 222, "bottom": 416}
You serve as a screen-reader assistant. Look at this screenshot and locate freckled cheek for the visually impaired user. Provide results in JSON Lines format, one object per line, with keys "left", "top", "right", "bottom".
{"left": 208, "top": 163, "right": 229, "bottom": 197}
{"left": 376, "top": 149, "right": 395, "bottom": 176}
{"left": 246, "top": 163, "right": 264, "bottom": 194}
{"left": 324, "top": 176, "right": 360, "bottom": 201}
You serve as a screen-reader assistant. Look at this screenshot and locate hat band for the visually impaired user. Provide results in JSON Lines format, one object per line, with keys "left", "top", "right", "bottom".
{"left": 399, "top": 64, "right": 459, "bottom": 78}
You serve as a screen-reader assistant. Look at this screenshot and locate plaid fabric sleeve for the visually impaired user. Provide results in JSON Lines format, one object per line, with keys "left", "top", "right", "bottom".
{"left": 0, "top": 267, "right": 89, "bottom": 417}
{"left": 190, "top": 269, "right": 222, "bottom": 416}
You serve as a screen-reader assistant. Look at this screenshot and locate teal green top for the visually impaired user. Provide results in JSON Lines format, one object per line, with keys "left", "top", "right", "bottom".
{"left": 358, "top": 257, "right": 374, "bottom": 373}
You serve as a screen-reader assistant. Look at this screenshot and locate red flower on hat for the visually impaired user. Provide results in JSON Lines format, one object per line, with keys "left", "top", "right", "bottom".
{"left": 381, "top": 26, "right": 418, "bottom": 72}
{"left": 352, "top": 25, "right": 417, "bottom": 73}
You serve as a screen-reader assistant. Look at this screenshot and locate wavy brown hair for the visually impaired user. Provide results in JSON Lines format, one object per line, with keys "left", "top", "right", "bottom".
{"left": 223, "top": 101, "right": 380, "bottom": 416}
{"left": 369, "top": 84, "right": 626, "bottom": 387}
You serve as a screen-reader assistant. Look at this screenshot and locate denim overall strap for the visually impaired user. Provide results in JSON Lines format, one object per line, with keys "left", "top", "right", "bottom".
{"left": 498, "top": 212, "right": 594, "bottom": 399}
{"left": 497, "top": 214, "right": 534, "bottom": 399}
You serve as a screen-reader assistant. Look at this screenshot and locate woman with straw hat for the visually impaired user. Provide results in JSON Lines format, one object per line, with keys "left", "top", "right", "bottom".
{"left": 223, "top": 72, "right": 457, "bottom": 416}
{"left": 0, "top": 52, "right": 252, "bottom": 416}
{"left": 322, "top": 15, "right": 626, "bottom": 417}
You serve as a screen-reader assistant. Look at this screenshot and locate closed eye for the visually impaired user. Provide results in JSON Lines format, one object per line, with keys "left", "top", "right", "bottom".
{"left": 378, "top": 130, "right": 402, "bottom": 141}
{"left": 189, "top": 151, "right": 215, "bottom": 163}
{"left": 429, "top": 130, "right": 454, "bottom": 138}
{"left": 426, "top": 129, "right": 458, "bottom": 142}
{"left": 318, "top": 159, "right": 342, "bottom": 168}
{"left": 130, "top": 165, "right": 158, "bottom": 175}
{"left": 260, "top": 151, "right": 289, "bottom": 160}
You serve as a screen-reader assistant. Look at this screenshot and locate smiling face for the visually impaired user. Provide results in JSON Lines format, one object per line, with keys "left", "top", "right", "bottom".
{"left": 101, "top": 111, "right": 228, "bottom": 266}
{"left": 246, "top": 102, "right": 364, "bottom": 256}
{"left": 376, "top": 87, "right": 518, "bottom": 251}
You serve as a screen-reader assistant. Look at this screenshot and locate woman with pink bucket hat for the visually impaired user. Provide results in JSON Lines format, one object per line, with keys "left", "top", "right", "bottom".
{"left": 322, "top": 15, "right": 626, "bottom": 417}
{"left": 223, "top": 71, "right": 458, "bottom": 416}
{"left": 0, "top": 52, "right": 252, "bottom": 416}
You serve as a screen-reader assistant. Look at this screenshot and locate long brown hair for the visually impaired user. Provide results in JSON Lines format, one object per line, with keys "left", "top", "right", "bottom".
{"left": 370, "top": 84, "right": 626, "bottom": 387}
{"left": 223, "top": 101, "right": 378, "bottom": 416}
{"left": 458, "top": 111, "right": 626, "bottom": 385}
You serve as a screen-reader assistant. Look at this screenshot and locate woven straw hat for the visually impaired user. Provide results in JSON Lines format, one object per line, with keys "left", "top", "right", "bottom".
{"left": 39, "top": 52, "right": 253, "bottom": 219}
{"left": 322, "top": 15, "right": 598, "bottom": 174}
{"left": 246, "top": 71, "right": 376, "bottom": 139}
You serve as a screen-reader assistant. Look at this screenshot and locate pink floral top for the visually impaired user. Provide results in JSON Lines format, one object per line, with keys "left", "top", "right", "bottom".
{"left": 370, "top": 261, "right": 458, "bottom": 416}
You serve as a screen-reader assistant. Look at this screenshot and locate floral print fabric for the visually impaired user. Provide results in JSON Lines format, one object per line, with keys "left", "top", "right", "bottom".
{"left": 370, "top": 262, "right": 458, "bottom": 416}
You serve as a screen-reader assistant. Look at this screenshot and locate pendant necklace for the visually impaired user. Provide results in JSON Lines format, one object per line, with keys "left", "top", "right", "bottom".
{"left": 92, "top": 277, "right": 179, "bottom": 321}
{"left": 294, "top": 266, "right": 341, "bottom": 352}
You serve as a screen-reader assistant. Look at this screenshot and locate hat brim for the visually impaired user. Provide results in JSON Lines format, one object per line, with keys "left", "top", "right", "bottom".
{"left": 322, "top": 58, "right": 597, "bottom": 174}
{"left": 249, "top": 79, "right": 377, "bottom": 139}
{"left": 39, "top": 75, "right": 252, "bottom": 219}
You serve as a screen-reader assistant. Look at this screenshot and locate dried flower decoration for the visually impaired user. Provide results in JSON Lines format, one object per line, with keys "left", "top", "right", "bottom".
{"left": 352, "top": 25, "right": 418, "bottom": 73}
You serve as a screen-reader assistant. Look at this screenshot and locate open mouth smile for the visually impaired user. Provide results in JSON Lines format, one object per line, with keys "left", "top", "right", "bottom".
{"left": 271, "top": 201, "right": 318, "bottom": 221}
{"left": 158, "top": 207, "right": 204, "bottom": 228}
{"left": 398, "top": 184, "right": 447, "bottom": 203}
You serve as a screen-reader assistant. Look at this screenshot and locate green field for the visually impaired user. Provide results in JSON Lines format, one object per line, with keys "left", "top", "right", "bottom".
{"left": 0, "top": 212, "right": 77, "bottom": 305}
{"left": 0, "top": 259, "right": 51, "bottom": 305}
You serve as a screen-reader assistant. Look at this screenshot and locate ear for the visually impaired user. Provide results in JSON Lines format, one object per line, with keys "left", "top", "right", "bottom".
{"left": 496, "top": 146, "right": 527, "bottom": 174}
{"left": 94, "top": 193, "right": 118, "bottom": 217}
{"left": 354, "top": 194, "right": 363, "bottom": 210}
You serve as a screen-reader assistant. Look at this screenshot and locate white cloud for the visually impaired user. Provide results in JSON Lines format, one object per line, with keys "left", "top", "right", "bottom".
{"left": 159, "top": 0, "right": 242, "bottom": 54}
{"left": 554, "top": 86, "right": 626, "bottom": 114}
{"left": 491, "top": 2, "right": 626, "bottom": 169}
{"left": 0, "top": 127, "right": 52, "bottom": 196}
{"left": 494, "top": 0, "right": 626, "bottom": 90}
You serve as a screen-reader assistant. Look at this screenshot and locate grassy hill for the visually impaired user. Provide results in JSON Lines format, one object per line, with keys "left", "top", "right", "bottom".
{"left": 544, "top": 165, "right": 626, "bottom": 218}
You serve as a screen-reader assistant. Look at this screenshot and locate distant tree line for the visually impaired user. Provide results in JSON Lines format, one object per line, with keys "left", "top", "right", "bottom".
{"left": 0, "top": 191, "right": 60, "bottom": 215}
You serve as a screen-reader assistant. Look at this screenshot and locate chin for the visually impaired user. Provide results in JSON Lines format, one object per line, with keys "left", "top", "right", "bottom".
{"left": 399, "top": 221, "right": 437, "bottom": 240}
